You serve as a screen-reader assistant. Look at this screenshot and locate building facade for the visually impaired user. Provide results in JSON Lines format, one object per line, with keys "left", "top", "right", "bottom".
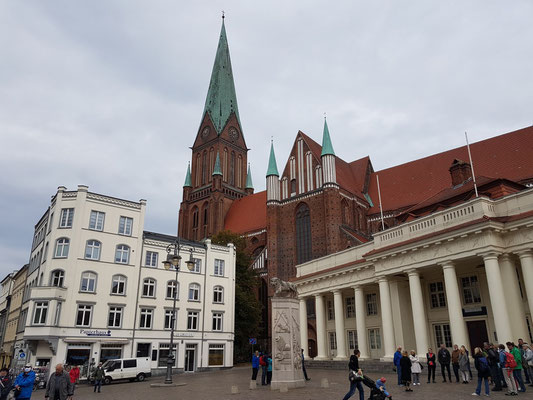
{"left": 0, "top": 273, "right": 15, "bottom": 367}
{"left": 3, "top": 265, "right": 28, "bottom": 368}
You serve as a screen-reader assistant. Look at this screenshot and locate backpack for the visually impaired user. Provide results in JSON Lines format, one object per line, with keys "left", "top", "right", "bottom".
{"left": 505, "top": 352, "right": 517, "bottom": 369}
{"left": 259, "top": 355, "right": 266, "bottom": 366}
{"left": 478, "top": 356, "right": 490, "bottom": 373}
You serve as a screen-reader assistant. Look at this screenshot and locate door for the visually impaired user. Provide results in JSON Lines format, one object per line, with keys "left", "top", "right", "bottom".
{"left": 137, "top": 343, "right": 151, "bottom": 358}
{"left": 307, "top": 339, "right": 317, "bottom": 358}
{"left": 107, "top": 360, "right": 123, "bottom": 380}
{"left": 466, "top": 320, "right": 489, "bottom": 352}
{"left": 184, "top": 345, "right": 196, "bottom": 372}
{"left": 368, "top": 328, "right": 382, "bottom": 359}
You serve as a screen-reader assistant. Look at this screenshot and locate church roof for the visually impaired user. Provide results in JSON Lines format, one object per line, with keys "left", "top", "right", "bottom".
{"left": 245, "top": 164, "right": 254, "bottom": 189}
{"left": 183, "top": 163, "right": 192, "bottom": 187}
{"left": 321, "top": 118, "right": 335, "bottom": 156}
{"left": 202, "top": 20, "right": 241, "bottom": 134}
{"left": 266, "top": 142, "right": 279, "bottom": 177}
{"left": 212, "top": 152, "right": 222, "bottom": 176}
{"left": 224, "top": 191, "right": 267, "bottom": 234}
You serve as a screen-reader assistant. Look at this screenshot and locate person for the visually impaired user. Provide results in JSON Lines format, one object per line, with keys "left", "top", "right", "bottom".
{"left": 301, "top": 349, "right": 310, "bottom": 381}
{"left": 259, "top": 352, "right": 268, "bottom": 385}
{"left": 465, "top": 347, "right": 473, "bottom": 379}
{"left": 459, "top": 345, "right": 470, "bottom": 384}
{"left": 472, "top": 347, "right": 491, "bottom": 397}
{"left": 68, "top": 365, "right": 79, "bottom": 389}
{"left": 438, "top": 343, "right": 452, "bottom": 382}
{"left": 93, "top": 362, "right": 104, "bottom": 393}
{"left": 409, "top": 350, "right": 422, "bottom": 386}
{"left": 375, "top": 377, "right": 392, "bottom": 398}
{"left": 343, "top": 349, "right": 364, "bottom": 400}
{"left": 266, "top": 354, "right": 273, "bottom": 385}
{"left": 523, "top": 343, "right": 533, "bottom": 387}
{"left": 0, "top": 367, "right": 12, "bottom": 400}
{"left": 499, "top": 343, "right": 518, "bottom": 395}
{"left": 393, "top": 346, "right": 403, "bottom": 386}
{"left": 400, "top": 350, "right": 413, "bottom": 391}
{"left": 251, "top": 350, "right": 260, "bottom": 381}
{"left": 507, "top": 341, "right": 526, "bottom": 392}
{"left": 13, "top": 364, "right": 35, "bottom": 400}
{"left": 451, "top": 344, "right": 460, "bottom": 383}
{"left": 426, "top": 347, "right": 436, "bottom": 383}
{"left": 519, "top": 339, "right": 531, "bottom": 384}
{"left": 484, "top": 342, "right": 501, "bottom": 391}
{"left": 45, "top": 364, "right": 74, "bottom": 400}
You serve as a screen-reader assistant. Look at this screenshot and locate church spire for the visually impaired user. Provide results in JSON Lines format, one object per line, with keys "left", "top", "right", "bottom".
{"left": 266, "top": 141, "right": 279, "bottom": 177}
{"left": 212, "top": 152, "right": 222, "bottom": 176}
{"left": 183, "top": 162, "right": 192, "bottom": 187}
{"left": 245, "top": 164, "right": 254, "bottom": 189}
{"left": 202, "top": 19, "right": 241, "bottom": 134}
{"left": 321, "top": 117, "right": 335, "bottom": 156}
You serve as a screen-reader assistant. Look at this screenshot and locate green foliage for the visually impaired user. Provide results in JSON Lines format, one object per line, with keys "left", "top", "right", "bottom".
{"left": 211, "top": 230, "right": 262, "bottom": 362}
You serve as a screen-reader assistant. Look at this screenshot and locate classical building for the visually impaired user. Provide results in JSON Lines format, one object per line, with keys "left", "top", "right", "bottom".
{"left": 15, "top": 185, "right": 235, "bottom": 378}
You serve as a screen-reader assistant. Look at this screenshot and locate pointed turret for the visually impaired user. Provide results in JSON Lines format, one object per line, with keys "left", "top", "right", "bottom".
{"left": 266, "top": 141, "right": 280, "bottom": 203}
{"left": 183, "top": 163, "right": 192, "bottom": 187}
{"left": 321, "top": 118, "right": 335, "bottom": 156}
{"left": 245, "top": 164, "right": 254, "bottom": 195}
{"left": 321, "top": 117, "right": 337, "bottom": 187}
{"left": 202, "top": 19, "right": 241, "bottom": 134}
{"left": 266, "top": 142, "right": 280, "bottom": 177}
{"left": 212, "top": 152, "right": 222, "bottom": 176}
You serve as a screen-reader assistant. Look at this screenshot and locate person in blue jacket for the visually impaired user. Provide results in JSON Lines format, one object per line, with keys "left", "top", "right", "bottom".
{"left": 376, "top": 377, "right": 392, "bottom": 398}
{"left": 251, "top": 351, "right": 260, "bottom": 381}
{"left": 393, "top": 346, "right": 403, "bottom": 385}
{"left": 14, "top": 364, "right": 36, "bottom": 400}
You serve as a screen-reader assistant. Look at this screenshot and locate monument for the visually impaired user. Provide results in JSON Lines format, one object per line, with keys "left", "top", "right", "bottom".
{"left": 269, "top": 277, "right": 306, "bottom": 390}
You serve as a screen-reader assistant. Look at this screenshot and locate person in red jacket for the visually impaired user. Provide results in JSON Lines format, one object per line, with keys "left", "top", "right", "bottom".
{"left": 69, "top": 365, "right": 80, "bottom": 388}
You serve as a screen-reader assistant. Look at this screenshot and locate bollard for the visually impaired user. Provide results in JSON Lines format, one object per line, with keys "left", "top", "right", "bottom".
{"left": 280, "top": 383, "right": 289, "bottom": 393}
{"left": 231, "top": 385, "right": 239, "bottom": 394}
{"left": 249, "top": 380, "right": 257, "bottom": 390}
{"left": 321, "top": 378, "right": 329, "bottom": 388}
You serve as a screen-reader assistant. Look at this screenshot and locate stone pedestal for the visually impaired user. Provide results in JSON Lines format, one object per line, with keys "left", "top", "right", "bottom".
{"left": 271, "top": 297, "right": 305, "bottom": 390}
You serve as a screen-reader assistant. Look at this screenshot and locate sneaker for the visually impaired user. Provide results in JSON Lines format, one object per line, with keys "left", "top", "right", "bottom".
{"left": 471, "top": 393, "right": 479, "bottom": 396}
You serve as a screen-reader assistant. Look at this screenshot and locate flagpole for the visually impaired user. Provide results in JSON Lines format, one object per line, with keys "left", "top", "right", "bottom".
{"left": 376, "top": 174, "right": 385, "bottom": 230}
{"left": 465, "top": 131, "right": 479, "bottom": 198}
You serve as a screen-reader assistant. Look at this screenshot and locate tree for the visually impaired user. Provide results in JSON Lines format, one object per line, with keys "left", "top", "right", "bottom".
{"left": 211, "top": 230, "right": 262, "bottom": 362}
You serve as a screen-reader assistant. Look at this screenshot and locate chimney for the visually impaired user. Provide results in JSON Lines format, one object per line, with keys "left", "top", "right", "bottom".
{"left": 449, "top": 159, "right": 472, "bottom": 186}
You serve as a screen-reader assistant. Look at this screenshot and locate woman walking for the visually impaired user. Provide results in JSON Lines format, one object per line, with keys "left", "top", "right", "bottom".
{"left": 400, "top": 350, "right": 413, "bottom": 392}
{"left": 342, "top": 349, "right": 364, "bottom": 400}
{"left": 426, "top": 348, "right": 436, "bottom": 383}
{"left": 409, "top": 350, "right": 422, "bottom": 386}
{"left": 472, "top": 347, "right": 490, "bottom": 397}
{"left": 459, "top": 346, "right": 470, "bottom": 384}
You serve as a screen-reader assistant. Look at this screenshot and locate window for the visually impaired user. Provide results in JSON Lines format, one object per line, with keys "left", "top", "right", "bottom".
{"left": 191, "top": 258, "right": 201, "bottom": 273}
{"left": 33, "top": 302, "right": 48, "bottom": 325}
{"left": 212, "top": 312, "right": 223, "bottom": 331}
{"left": 461, "top": 276, "right": 481, "bottom": 304}
{"left": 76, "top": 304, "right": 92, "bottom": 327}
{"left": 347, "top": 330, "right": 358, "bottom": 350}
{"left": 17, "top": 310, "right": 28, "bottom": 333}
{"left": 295, "top": 203, "right": 312, "bottom": 264}
{"left": 429, "top": 282, "right": 446, "bottom": 308}
{"left": 115, "top": 245, "right": 130, "bottom": 264}
{"left": 123, "top": 359, "right": 137, "bottom": 368}
{"left": 145, "top": 251, "right": 158, "bottom": 267}
{"left": 434, "top": 324, "right": 452, "bottom": 348}
{"left": 142, "top": 279, "right": 156, "bottom": 297}
{"left": 118, "top": 216, "right": 133, "bottom": 236}
{"left": 54, "top": 302, "right": 61, "bottom": 326}
{"left": 213, "top": 286, "right": 224, "bottom": 303}
{"left": 327, "top": 300, "right": 334, "bottom": 320}
{"left": 187, "top": 311, "right": 199, "bottom": 330}
{"left": 346, "top": 296, "right": 355, "bottom": 318}
{"left": 108, "top": 307, "right": 123, "bottom": 328}
{"left": 139, "top": 308, "right": 153, "bottom": 329}
{"left": 366, "top": 293, "right": 378, "bottom": 316}
{"left": 111, "top": 275, "right": 126, "bottom": 295}
{"left": 188, "top": 283, "right": 200, "bottom": 301}
{"left": 208, "top": 344, "right": 224, "bottom": 366}
{"left": 50, "top": 270, "right": 65, "bottom": 287}
{"left": 164, "top": 310, "right": 176, "bottom": 330}
{"left": 166, "top": 281, "right": 178, "bottom": 299}
{"left": 85, "top": 240, "right": 101, "bottom": 260}
{"left": 59, "top": 208, "right": 74, "bottom": 228}
{"left": 80, "top": 272, "right": 97, "bottom": 293}
{"left": 158, "top": 344, "right": 176, "bottom": 367}
{"left": 214, "top": 259, "right": 224, "bottom": 276}
{"left": 54, "top": 238, "right": 70, "bottom": 258}
{"left": 369, "top": 328, "right": 382, "bottom": 350}
{"left": 89, "top": 210, "right": 105, "bottom": 231}
{"left": 329, "top": 332, "right": 337, "bottom": 350}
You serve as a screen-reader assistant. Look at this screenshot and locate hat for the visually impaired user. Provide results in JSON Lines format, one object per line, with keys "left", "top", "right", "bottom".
{"left": 24, "top": 364, "right": 32, "bottom": 368}
{"left": 380, "top": 377, "right": 386, "bottom": 383}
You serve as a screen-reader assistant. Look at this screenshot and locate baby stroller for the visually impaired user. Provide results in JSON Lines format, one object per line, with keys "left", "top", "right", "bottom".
{"left": 361, "top": 375, "right": 391, "bottom": 400}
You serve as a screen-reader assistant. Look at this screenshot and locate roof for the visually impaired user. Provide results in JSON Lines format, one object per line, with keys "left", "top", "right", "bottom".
{"left": 202, "top": 20, "right": 241, "bottom": 134}
{"left": 143, "top": 231, "right": 205, "bottom": 249}
{"left": 245, "top": 164, "right": 254, "bottom": 189}
{"left": 224, "top": 191, "right": 267, "bottom": 234}
{"left": 368, "top": 125, "right": 533, "bottom": 214}
{"left": 183, "top": 163, "right": 192, "bottom": 187}
{"left": 212, "top": 152, "right": 222, "bottom": 176}
{"left": 321, "top": 118, "right": 335, "bottom": 156}
{"left": 266, "top": 142, "right": 279, "bottom": 177}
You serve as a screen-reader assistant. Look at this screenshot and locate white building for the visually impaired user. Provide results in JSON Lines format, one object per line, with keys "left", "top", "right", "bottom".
{"left": 22, "top": 185, "right": 235, "bottom": 378}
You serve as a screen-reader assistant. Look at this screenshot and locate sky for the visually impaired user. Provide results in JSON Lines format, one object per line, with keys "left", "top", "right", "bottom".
{"left": 1, "top": 1, "right": 532, "bottom": 276}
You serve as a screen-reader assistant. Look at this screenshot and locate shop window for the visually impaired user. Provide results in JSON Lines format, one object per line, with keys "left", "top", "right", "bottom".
{"left": 208, "top": 344, "right": 224, "bottom": 366}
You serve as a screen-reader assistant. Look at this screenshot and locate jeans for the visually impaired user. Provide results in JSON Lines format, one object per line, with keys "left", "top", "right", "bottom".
{"left": 513, "top": 369, "right": 526, "bottom": 392}
{"left": 452, "top": 363, "right": 460, "bottom": 382}
{"left": 302, "top": 363, "right": 309, "bottom": 380}
{"left": 261, "top": 365, "right": 267, "bottom": 385}
{"left": 413, "top": 373, "right": 420, "bottom": 385}
{"left": 440, "top": 363, "right": 451, "bottom": 381}
{"left": 251, "top": 367, "right": 258, "bottom": 380}
{"left": 342, "top": 380, "right": 364, "bottom": 400}
{"left": 267, "top": 371, "right": 272, "bottom": 384}
{"left": 427, "top": 365, "right": 436, "bottom": 382}
{"left": 94, "top": 379, "right": 102, "bottom": 392}
{"left": 396, "top": 366, "right": 402, "bottom": 385}
{"left": 476, "top": 376, "right": 490, "bottom": 395}
{"left": 525, "top": 365, "right": 531, "bottom": 383}
{"left": 490, "top": 364, "right": 502, "bottom": 389}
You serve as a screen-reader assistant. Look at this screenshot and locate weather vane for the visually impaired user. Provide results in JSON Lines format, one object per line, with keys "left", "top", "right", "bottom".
{"left": 222, "top": 10, "right": 225, "bottom": 19}
{"left": 324, "top": 112, "right": 327, "bottom": 120}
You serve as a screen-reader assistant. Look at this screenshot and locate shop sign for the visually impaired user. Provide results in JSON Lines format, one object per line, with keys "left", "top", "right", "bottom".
{"left": 80, "top": 329, "right": 112, "bottom": 337}
{"left": 174, "top": 332, "right": 194, "bottom": 337}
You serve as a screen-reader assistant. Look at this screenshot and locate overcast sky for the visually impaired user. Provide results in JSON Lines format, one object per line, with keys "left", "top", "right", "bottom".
{"left": 1, "top": 1, "right": 532, "bottom": 276}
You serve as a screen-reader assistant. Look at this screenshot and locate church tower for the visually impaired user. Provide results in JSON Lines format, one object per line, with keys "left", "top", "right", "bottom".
{"left": 178, "top": 18, "right": 250, "bottom": 241}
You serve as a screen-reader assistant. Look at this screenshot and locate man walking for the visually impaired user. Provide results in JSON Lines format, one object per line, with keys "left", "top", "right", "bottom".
{"left": 438, "top": 343, "right": 452, "bottom": 382}
{"left": 301, "top": 349, "right": 310, "bottom": 381}
{"left": 393, "top": 346, "right": 403, "bottom": 386}
{"left": 45, "top": 364, "right": 74, "bottom": 400}
{"left": 93, "top": 362, "right": 105, "bottom": 393}
{"left": 451, "top": 344, "right": 460, "bottom": 383}
{"left": 13, "top": 364, "right": 35, "bottom": 400}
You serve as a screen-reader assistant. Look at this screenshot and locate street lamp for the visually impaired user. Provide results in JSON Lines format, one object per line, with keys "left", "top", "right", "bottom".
{"left": 162, "top": 237, "right": 195, "bottom": 385}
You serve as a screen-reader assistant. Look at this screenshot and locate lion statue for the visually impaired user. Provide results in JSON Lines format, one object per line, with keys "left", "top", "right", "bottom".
{"left": 270, "top": 277, "right": 298, "bottom": 298}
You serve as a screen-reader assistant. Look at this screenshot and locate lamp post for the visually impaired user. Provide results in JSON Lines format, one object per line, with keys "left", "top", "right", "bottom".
{"left": 162, "top": 237, "right": 195, "bottom": 385}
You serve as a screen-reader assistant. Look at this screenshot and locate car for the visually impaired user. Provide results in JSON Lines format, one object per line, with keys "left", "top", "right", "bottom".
{"left": 100, "top": 357, "right": 151, "bottom": 385}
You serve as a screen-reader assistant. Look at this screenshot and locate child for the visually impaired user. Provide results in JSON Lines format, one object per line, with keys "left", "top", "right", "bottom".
{"left": 376, "top": 377, "right": 392, "bottom": 398}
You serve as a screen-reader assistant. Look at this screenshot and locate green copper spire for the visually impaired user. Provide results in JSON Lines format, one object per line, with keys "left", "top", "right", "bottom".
{"left": 245, "top": 164, "right": 254, "bottom": 189}
{"left": 212, "top": 152, "right": 222, "bottom": 176}
{"left": 202, "top": 19, "right": 241, "bottom": 134}
{"left": 321, "top": 117, "right": 335, "bottom": 156}
{"left": 266, "top": 141, "right": 279, "bottom": 177}
{"left": 183, "top": 162, "right": 192, "bottom": 187}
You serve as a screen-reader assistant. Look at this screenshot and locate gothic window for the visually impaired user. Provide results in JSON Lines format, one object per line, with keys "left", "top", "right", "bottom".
{"left": 192, "top": 207, "right": 199, "bottom": 240}
{"left": 202, "top": 203, "right": 209, "bottom": 238}
{"left": 209, "top": 148, "right": 214, "bottom": 182}
{"left": 295, "top": 203, "right": 312, "bottom": 264}
{"left": 281, "top": 177, "right": 288, "bottom": 199}
{"left": 238, "top": 155, "right": 243, "bottom": 188}
{"left": 290, "top": 179, "right": 297, "bottom": 196}
{"left": 196, "top": 154, "right": 201, "bottom": 186}
{"left": 341, "top": 199, "right": 350, "bottom": 225}
{"left": 230, "top": 151, "right": 235, "bottom": 186}
{"left": 202, "top": 151, "right": 207, "bottom": 185}
{"left": 223, "top": 148, "right": 228, "bottom": 182}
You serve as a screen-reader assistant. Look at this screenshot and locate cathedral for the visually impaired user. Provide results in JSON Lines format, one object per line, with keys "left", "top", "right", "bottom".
{"left": 178, "top": 19, "right": 533, "bottom": 351}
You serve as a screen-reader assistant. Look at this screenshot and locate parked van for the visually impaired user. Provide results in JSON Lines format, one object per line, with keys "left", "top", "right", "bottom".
{"left": 101, "top": 357, "right": 151, "bottom": 384}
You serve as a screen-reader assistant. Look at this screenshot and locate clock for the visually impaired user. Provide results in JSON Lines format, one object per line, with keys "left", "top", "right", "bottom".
{"left": 201, "top": 127, "right": 210, "bottom": 139}
{"left": 229, "top": 127, "right": 239, "bottom": 142}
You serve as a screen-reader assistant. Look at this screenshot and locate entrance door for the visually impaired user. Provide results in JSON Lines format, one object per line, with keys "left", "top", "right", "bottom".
{"left": 466, "top": 320, "right": 489, "bottom": 351}
{"left": 137, "top": 343, "right": 151, "bottom": 358}
{"left": 368, "top": 328, "right": 382, "bottom": 359}
{"left": 307, "top": 339, "right": 317, "bottom": 358}
{"left": 184, "top": 345, "right": 196, "bottom": 372}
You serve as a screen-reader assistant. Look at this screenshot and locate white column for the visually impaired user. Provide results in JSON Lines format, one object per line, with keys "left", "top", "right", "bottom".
{"left": 441, "top": 261, "right": 469, "bottom": 348}
{"left": 482, "top": 253, "right": 513, "bottom": 343}
{"left": 299, "top": 298, "right": 309, "bottom": 358}
{"left": 333, "top": 290, "right": 347, "bottom": 360}
{"left": 500, "top": 254, "right": 528, "bottom": 340}
{"left": 354, "top": 285, "right": 369, "bottom": 359}
{"left": 314, "top": 294, "right": 327, "bottom": 360}
{"left": 378, "top": 277, "right": 395, "bottom": 359}
{"left": 518, "top": 251, "right": 533, "bottom": 323}
{"left": 407, "top": 270, "right": 429, "bottom": 358}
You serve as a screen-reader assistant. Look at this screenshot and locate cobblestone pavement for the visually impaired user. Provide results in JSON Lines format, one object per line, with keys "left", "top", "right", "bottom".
{"left": 67, "top": 366, "right": 529, "bottom": 400}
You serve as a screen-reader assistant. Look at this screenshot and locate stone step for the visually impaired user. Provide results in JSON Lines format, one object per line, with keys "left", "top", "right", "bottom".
{"left": 306, "top": 359, "right": 394, "bottom": 374}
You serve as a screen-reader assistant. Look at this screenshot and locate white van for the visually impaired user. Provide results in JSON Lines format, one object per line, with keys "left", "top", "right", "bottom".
{"left": 101, "top": 357, "right": 151, "bottom": 384}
